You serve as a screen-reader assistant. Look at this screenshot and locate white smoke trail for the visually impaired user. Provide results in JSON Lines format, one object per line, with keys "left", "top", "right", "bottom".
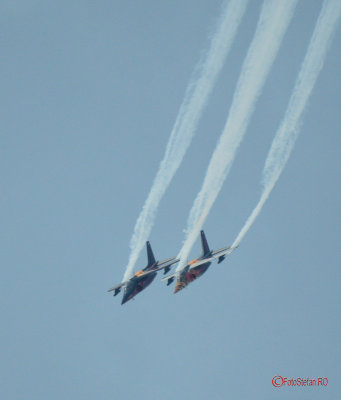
{"left": 177, "top": 0, "right": 298, "bottom": 271}
{"left": 233, "top": 0, "right": 341, "bottom": 248}
{"left": 123, "top": 0, "right": 249, "bottom": 280}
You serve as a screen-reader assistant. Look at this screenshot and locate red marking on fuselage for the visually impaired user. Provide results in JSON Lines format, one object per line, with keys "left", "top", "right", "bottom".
{"left": 126, "top": 273, "right": 156, "bottom": 302}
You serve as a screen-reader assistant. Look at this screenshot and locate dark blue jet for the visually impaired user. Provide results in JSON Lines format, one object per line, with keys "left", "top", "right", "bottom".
{"left": 108, "top": 242, "right": 178, "bottom": 304}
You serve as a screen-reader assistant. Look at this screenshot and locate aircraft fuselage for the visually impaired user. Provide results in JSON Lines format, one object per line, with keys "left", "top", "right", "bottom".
{"left": 121, "top": 271, "right": 157, "bottom": 304}
{"left": 174, "top": 261, "right": 211, "bottom": 293}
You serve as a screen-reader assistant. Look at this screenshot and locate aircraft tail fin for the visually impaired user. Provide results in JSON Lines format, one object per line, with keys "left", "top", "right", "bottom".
{"left": 146, "top": 241, "right": 156, "bottom": 267}
{"left": 200, "top": 230, "right": 211, "bottom": 256}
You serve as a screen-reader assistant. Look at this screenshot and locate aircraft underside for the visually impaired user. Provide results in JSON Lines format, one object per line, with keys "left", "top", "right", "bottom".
{"left": 174, "top": 262, "right": 211, "bottom": 293}
{"left": 122, "top": 274, "right": 156, "bottom": 304}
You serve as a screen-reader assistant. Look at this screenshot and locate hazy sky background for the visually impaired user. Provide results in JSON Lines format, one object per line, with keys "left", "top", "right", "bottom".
{"left": 1, "top": 1, "right": 340, "bottom": 399}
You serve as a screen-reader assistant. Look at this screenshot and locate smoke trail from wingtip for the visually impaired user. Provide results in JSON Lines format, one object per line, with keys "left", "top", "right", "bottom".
{"left": 233, "top": 0, "right": 341, "bottom": 248}
{"left": 123, "top": 0, "right": 249, "bottom": 280}
{"left": 177, "top": 0, "right": 298, "bottom": 271}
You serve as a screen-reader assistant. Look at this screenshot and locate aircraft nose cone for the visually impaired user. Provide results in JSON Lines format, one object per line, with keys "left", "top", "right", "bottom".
{"left": 121, "top": 281, "right": 135, "bottom": 305}
{"left": 121, "top": 292, "right": 129, "bottom": 305}
{"left": 174, "top": 281, "right": 186, "bottom": 294}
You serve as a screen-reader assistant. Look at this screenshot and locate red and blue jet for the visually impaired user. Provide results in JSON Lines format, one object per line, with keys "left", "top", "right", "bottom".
{"left": 162, "top": 230, "right": 237, "bottom": 293}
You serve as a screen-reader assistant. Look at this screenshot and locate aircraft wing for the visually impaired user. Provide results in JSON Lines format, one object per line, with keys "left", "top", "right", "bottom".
{"left": 140, "top": 257, "right": 179, "bottom": 278}
{"left": 210, "top": 245, "right": 238, "bottom": 264}
{"left": 156, "top": 257, "right": 177, "bottom": 268}
{"left": 183, "top": 246, "right": 238, "bottom": 271}
{"left": 162, "top": 245, "right": 238, "bottom": 284}
{"left": 161, "top": 271, "right": 179, "bottom": 284}
{"left": 211, "top": 245, "right": 236, "bottom": 257}
{"left": 156, "top": 256, "right": 179, "bottom": 274}
{"left": 107, "top": 281, "right": 127, "bottom": 296}
{"left": 162, "top": 253, "right": 229, "bottom": 282}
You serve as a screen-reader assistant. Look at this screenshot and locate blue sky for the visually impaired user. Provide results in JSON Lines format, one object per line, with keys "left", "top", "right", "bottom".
{"left": 1, "top": 1, "right": 340, "bottom": 399}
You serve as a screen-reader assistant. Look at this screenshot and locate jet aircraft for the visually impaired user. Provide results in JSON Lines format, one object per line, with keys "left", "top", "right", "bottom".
{"left": 162, "top": 230, "right": 236, "bottom": 293}
{"left": 108, "top": 241, "right": 178, "bottom": 304}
